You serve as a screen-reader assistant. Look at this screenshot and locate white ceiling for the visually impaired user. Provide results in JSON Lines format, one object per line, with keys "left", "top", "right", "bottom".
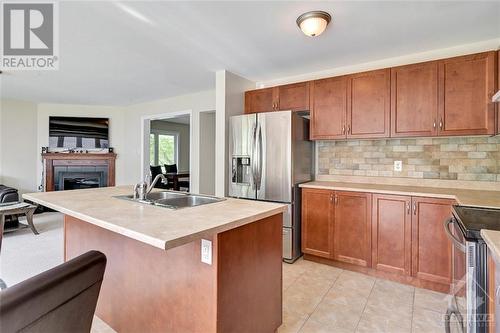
{"left": 1, "top": 1, "right": 499, "bottom": 106}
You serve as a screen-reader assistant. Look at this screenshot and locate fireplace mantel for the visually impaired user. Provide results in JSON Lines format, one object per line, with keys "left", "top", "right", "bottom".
{"left": 42, "top": 153, "right": 116, "bottom": 191}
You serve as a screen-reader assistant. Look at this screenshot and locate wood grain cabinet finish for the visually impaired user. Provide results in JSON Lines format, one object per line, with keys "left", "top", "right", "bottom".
{"left": 278, "top": 82, "right": 310, "bottom": 112}
{"left": 391, "top": 61, "right": 440, "bottom": 137}
{"left": 333, "top": 191, "right": 372, "bottom": 267}
{"left": 310, "top": 76, "right": 349, "bottom": 139}
{"left": 371, "top": 194, "right": 412, "bottom": 275}
{"left": 411, "top": 197, "right": 454, "bottom": 285}
{"left": 245, "top": 87, "right": 278, "bottom": 113}
{"left": 301, "top": 188, "right": 334, "bottom": 258}
{"left": 348, "top": 69, "right": 391, "bottom": 138}
{"left": 438, "top": 51, "right": 497, "bottom": 136}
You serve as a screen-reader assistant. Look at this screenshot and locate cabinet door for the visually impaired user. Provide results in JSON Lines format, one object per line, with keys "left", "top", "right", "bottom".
{"left": 411, "top": 197, "right": 454, "bottom": 285}
{"left": 348, "top": 69, "right": 390, "bottom": 138}
{"left": 310, "top": 77, "right": 348, "bottom": 140}
{"left": 391, "top": 61, "right": 439, "bottom": 137}
{"left": 301, "top": 189, "right": 334, "bottom": 258}
{"left": 278, "top": 82, "right": 310, "bottom": 111}
{"left": 439, "top": 51, "right": 496, "bottom": 136}
{"left": 245, "top": 88, "right": 278, "bottom": 114}
{"left": 333, "top": 191, "right": 372, "bottom": 267}
{"left": 372, "top": 194, "right": 412, "bottom": 275}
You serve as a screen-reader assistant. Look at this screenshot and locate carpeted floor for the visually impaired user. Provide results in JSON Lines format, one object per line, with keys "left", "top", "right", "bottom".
{"left": 1, "top": 212, "right": 64, "bottom": 287}
{"left": 0, "top": 212, "right": 116, "bottom": 333}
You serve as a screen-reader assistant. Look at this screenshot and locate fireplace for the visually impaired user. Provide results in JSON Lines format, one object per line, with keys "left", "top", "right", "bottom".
{"left": 58, "top": 171, "right": 107, "bottom": 191}
{"left": 42, "top": 153, "right": 116, "bottom": 192}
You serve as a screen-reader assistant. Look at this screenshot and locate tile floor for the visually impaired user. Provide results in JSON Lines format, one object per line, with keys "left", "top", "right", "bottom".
{"left": 92, "top": 257, "right": 454, "bottom": 333}
{"left": 279, "top": 258, "right": 456, "bottom": 333}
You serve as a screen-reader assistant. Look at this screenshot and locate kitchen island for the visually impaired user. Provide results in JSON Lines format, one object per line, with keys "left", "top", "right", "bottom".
{"left": 23, "top": 186, "right": 286, "bottom": 333}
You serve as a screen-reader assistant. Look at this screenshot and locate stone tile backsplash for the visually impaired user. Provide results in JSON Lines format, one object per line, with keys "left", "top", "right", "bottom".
{"left": 317, "top": 136, "right": 500, "bottom": 182}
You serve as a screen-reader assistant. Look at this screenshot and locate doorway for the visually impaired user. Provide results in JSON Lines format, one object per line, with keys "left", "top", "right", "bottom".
{"left": 141, "top": 111, "right": 192, "bottom": 192}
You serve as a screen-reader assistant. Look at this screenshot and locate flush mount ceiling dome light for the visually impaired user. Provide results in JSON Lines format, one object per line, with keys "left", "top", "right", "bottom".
{"left": 296, "top": 11, "right": 331, "bottom": 37}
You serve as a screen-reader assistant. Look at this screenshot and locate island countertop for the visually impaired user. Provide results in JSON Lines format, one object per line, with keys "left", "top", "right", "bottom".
{"left": 23, "top": 186, "right": 286, "bottom": 250}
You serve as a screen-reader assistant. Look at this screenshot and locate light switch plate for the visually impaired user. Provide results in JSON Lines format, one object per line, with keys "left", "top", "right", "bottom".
{"left": 394, "top": 160, "right": 403, "bottom": 172}
{"left": 201, "top": 239, "right": 212, "bottom": 265}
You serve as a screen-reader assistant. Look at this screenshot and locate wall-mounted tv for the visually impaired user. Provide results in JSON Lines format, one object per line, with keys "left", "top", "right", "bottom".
{"left": 49, "top": 117, "right": 109, "bottom": 149}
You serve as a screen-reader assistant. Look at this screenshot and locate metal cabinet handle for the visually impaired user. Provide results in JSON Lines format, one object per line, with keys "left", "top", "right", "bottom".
{"left": 334, "top": 195, "right": 338, "bottom": 205}
{"left": 347, "top": 125, "right": 351, "bottom": 134}
{"left": 439, "top": 118, "right": 443, "bottom": 129}
{"left": 406, "top": 202, "right": 410, "bottom": 215}
{"left": 433, "top": 121, "right": 436, "bottom": 129}
{"left": 413, "top": 202, "right": 417, "bottom": 215}
{"left": 342, "top": 125, "right": 345, "bottom": 135}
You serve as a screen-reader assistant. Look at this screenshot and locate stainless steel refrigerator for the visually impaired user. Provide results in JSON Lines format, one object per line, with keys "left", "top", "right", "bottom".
{"left": 228, "top": 110, "right": 312, "bottom": 263}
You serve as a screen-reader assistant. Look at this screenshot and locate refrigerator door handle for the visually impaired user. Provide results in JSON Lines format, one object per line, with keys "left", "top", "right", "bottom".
{"left": 251, "top": 122, "right": 258, "bottom": 190}
{"left": 255, "top": 123, "right": 263, "bottom": 190}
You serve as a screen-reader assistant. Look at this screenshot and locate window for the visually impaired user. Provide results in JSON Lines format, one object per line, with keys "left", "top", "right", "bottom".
{"left": 150, "top": 131, "right": 178, "bottom": 166}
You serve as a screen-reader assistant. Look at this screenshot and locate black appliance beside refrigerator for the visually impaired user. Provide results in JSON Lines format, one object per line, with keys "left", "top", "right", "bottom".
{"left": 445, "top": 205, "right": 500, "bottom": 333}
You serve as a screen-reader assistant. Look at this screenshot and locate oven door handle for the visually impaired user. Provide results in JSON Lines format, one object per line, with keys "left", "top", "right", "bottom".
{"left": 444, "top": 218, "right": 466, "bottom": 253}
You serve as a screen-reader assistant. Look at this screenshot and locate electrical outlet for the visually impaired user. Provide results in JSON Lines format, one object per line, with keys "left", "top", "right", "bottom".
{"left": 394, "top": 160, "right": 403, "bottom": 172}
{"left": 201, "top": 239, "right": 212, "bottom": 265}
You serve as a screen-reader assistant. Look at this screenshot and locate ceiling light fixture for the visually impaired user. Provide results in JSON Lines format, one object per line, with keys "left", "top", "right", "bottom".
{"left": 296, "top": 11, "right": 331, "bottom": 37}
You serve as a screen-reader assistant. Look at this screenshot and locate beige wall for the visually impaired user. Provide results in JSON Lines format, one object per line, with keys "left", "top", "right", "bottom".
{"left": 150, "top": 120, "right": 190, "bottom": 172}
{"left": 199, "top": 111, "right": 216, "bottom": 195}
{"left": 215, "top": 70, "right": 255, "bottom": 196}
{"left": 123, "top": 90, "right": 215, "bottom": 193}
{"left": 0, "top": 99, "right": 38, "bottom": 194}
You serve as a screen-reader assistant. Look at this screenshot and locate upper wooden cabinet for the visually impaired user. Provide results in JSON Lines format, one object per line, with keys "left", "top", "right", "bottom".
{"left": 348, "top": 69, "right": 391, "bottom": 138}
{"left": 301, "top": 188, "right": 334, "bottom": 259}
{"left": 245, "top": 87, "right": 278, "bottom": 114}
{"left": 391, "top": 61, "right": 439, "bottom": 137}
{"left": 310, "top": 76, "right": 348, "bottom": 139}
{"left": 245, "top": 82, "right": 309, "bottom": 114}
{"left": 411, "top": 197, "right": 454, "bottom": 286}
{"left": 310, "top": 70, "right": 390, "bottom": 140}
{"left": 278, "top": 82, "right": 310, "bottom": 112}
{"left": 391, "top": 51, "right": 497, "bottom": 137}
{"left": 439, "top": 52, "right": 496, "bottom": 136}
{"left": 371, "top": 194, "right": 412, "bottom": 276}
{"left": 333, "top": 191, "right": 372, "bottom": 267}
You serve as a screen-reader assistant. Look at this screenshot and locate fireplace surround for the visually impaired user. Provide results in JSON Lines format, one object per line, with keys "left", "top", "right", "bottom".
{"left": 42, "top": 153, "right": 116, "bottom": 192}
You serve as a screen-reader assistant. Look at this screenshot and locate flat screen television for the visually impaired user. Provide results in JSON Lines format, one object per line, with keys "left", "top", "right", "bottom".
{"left": 49, "top": 117, "right": 109, "bottom": 149}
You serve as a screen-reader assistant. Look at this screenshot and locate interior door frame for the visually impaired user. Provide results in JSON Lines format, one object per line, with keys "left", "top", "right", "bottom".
{"left": 140, "top": 110, "right": 192, "bottom": 187}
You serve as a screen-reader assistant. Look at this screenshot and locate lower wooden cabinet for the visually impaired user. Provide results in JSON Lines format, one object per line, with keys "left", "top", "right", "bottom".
{"left": 301, "top": 188, "right": 334, "bottom": 258}
{"left": 302, "top": 188, "right": 455, "bottom": 290}
{"left": 372, "top": 194, "right": 412, "bottom": 275}
{"left": 333, "top": 191, "right": 372, "bottom": 267}
{"left": 411, "top": 196, "right": 454, "bottom": 285}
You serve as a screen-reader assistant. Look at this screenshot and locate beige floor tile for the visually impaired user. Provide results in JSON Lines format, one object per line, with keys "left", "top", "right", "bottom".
{"left": 331, "top": 271, "right": 376, "bottom": 298}
{"left": 283, "top": 270, "right": 301, "bottom": 291}
{"left": 356, "top": 310, "right": 412, "bottom": 333}
{"left": 308, "top": 299, "right": 365, "bottom": 330}
{"left": 284, "top": 286, "right": 328, "bottom": 316}
{"left": 373, "top": 278, "right": 415, "bottom": 295}
{"left": 299, "top": 318, "right": 355, "bottom": 333}
{"left": 414, "top": 287, "right": 451, "bottom": 313}
{"left": 278, "top": 308, "right": 309, "bottom": 333}
{"left": 412, "top": 307, "right": 447, "bottom": 333}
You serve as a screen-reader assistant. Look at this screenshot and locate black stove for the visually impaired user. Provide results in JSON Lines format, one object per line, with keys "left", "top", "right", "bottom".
{"left": 452, "top": 205, "right": 500, "bottom": 241}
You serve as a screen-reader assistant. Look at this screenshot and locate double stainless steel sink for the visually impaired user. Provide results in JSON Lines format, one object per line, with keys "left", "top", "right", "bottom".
{"left": 116, "top": 191, "right": 225, "bottom": 209}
